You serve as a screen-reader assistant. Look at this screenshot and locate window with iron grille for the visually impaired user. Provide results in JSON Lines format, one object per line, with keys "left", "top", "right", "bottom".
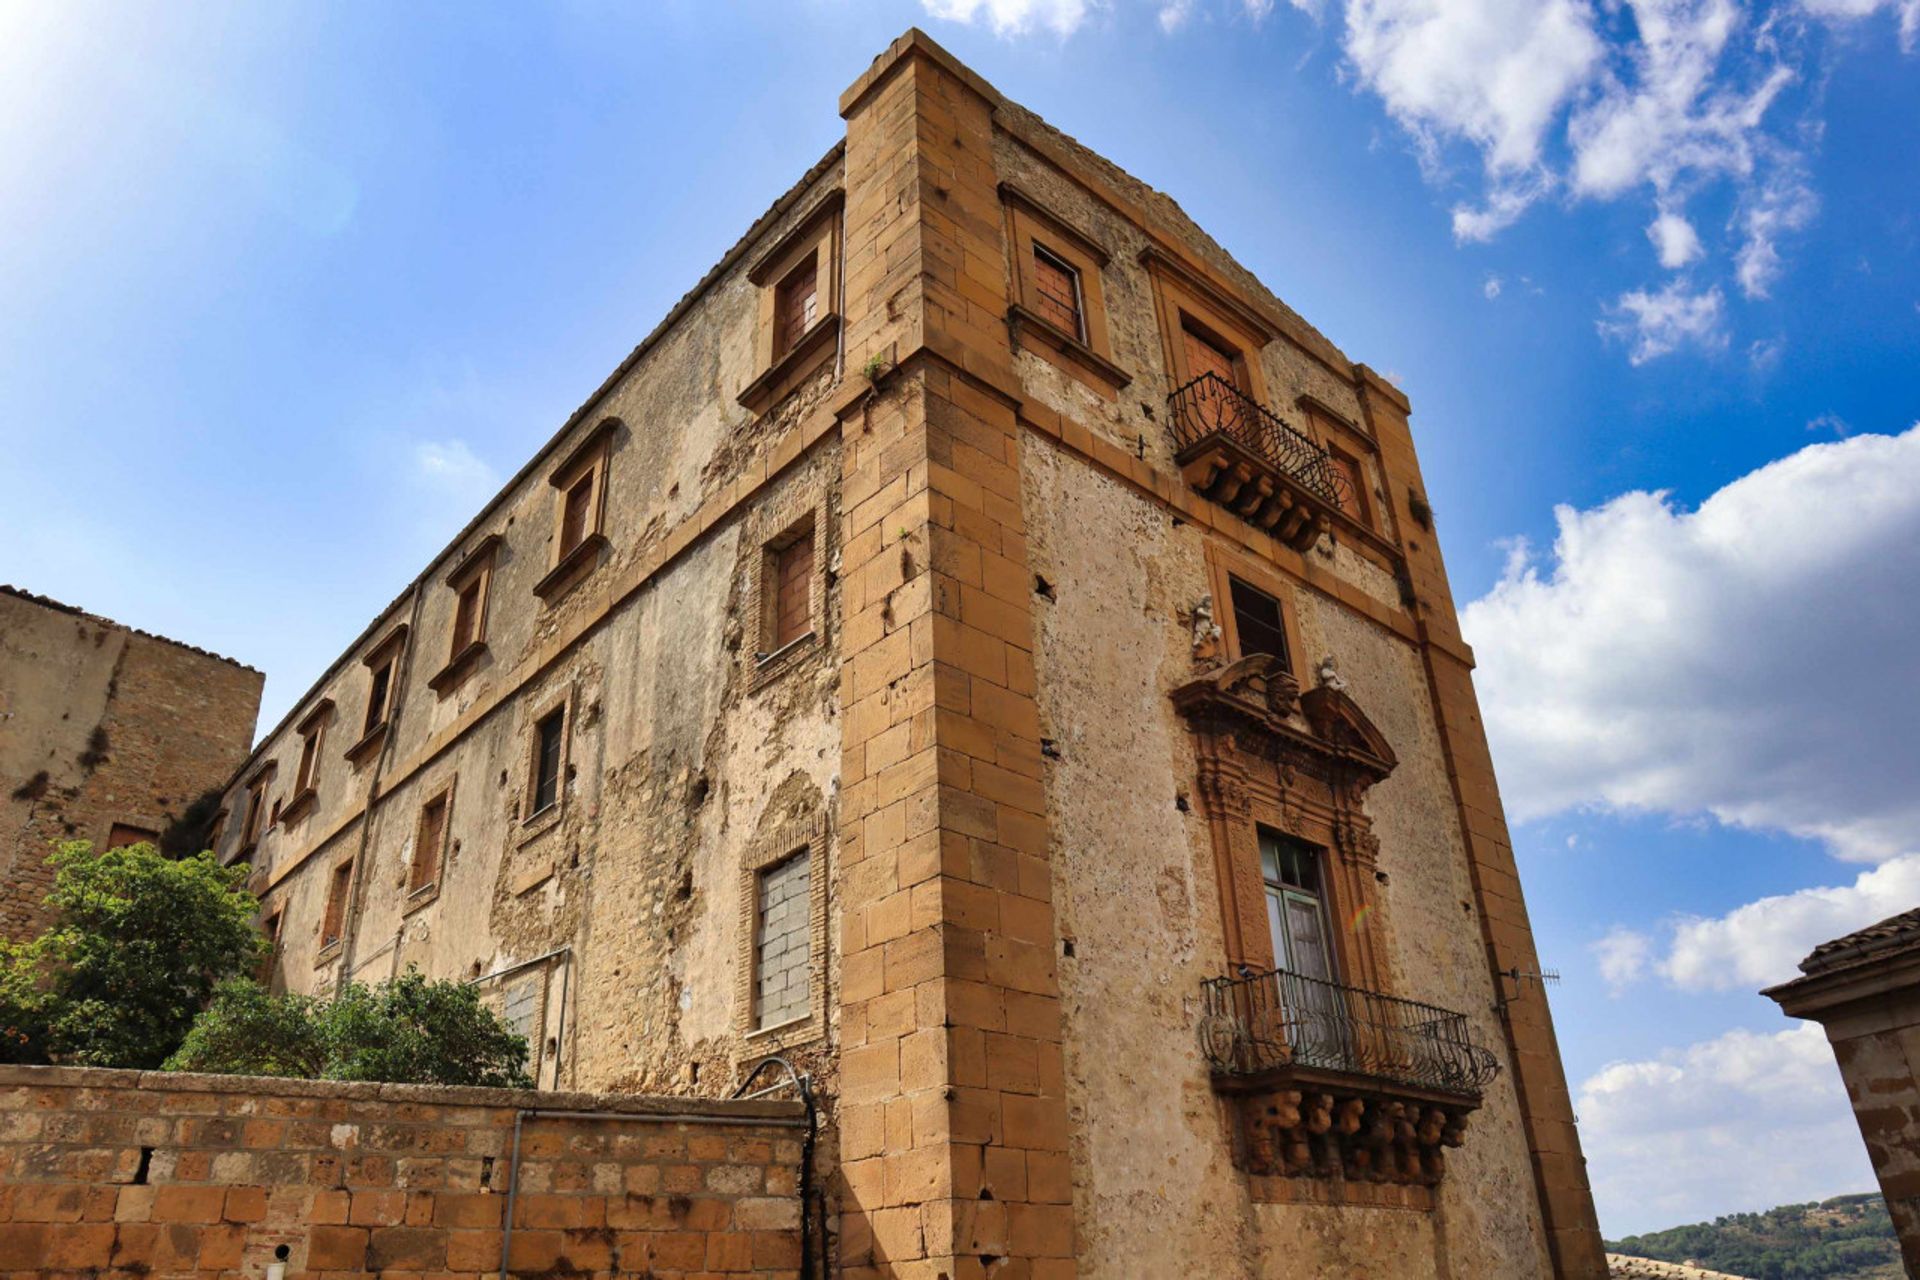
{"left": 531, "top": 708, "right": 565, "bottom": 817}
{"left": 1031, "top": 244, "right": 1083, "bottom": 340}
{"left": 1327, "top": 449, "right": 1367, "bottom": 524}
{"left": 754, "top": 849, "right": 811, "bottom": 1029}
{"left": 1229, "top": 576, "right": 1290, "bottom": 671}
{"left": 774, "top": 258, "right": 819, "bottom": 357}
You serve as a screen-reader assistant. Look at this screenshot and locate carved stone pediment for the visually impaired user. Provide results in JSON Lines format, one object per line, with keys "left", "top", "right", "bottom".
{"left": 1172, "top": 656, "right": 1396, "bottom": 793}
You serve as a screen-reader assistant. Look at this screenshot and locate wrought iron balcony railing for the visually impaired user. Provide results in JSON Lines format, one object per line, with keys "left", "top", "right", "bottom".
{"left": 1200, "top": 966, "right": 1500, "bottom": 1099}
{"left": 1168, "top": 372, "right": 1341, "bottom": 508}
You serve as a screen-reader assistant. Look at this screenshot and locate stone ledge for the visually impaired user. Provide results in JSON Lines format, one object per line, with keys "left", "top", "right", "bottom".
{"left": 0, "top": 1062, "right": 807, "bottom": 1121}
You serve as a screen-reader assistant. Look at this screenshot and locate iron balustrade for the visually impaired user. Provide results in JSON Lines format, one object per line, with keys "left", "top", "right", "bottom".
{"left": 1167, "top": 372, "right": 1344, "bottom": 509}
{"left": 1200, "top": 966, "right": 1500, "bottom": 1098}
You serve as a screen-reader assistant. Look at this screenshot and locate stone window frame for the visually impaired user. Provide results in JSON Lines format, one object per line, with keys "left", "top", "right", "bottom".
{"left": 280, "top": 699, "right": 334, "bottom": 825}
{"left": 1000, "top": 181, "right": 1130, "bottom": 398}
{"left": 1142, "top": 245, "right": 1276, "bottom": 407}
{"left": 1296, "top": 394, "right": 1398, "bottom": 554}
{"left": 735, "top": 815, "right": 830, "bottom": 1051}
{"left": 534, "top": 418, "right": 619, "bottom": 605}
{"left": 748, "top": 483, "right": 833, "bottom": 691}
{"left": 316, "top": 854, "right": 356, "bottom": 966}
{"left": 344, "top": 624, "right": 409, "bottom": 768}
{"left": 1205, "top": 542, "right": 1307, "bottom": 680}
{"left": 738, "top": 189, "right": 844, "bottom": 418}
{"left": 404, "top": 775, "right": 457, "bottom": 914}
{"left": 518, "top": 686, "right": 573, "bottom": 847}
{"left": 429, "top": 534, "right": 501, "bottom": 697}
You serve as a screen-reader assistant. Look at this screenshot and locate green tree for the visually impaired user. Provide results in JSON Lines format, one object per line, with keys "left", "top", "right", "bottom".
{"left": 168, "top": 969, "right": 532, "bottom": 1088}
{"left": 1, "top": 841, "right": 263, "bottom": 1068}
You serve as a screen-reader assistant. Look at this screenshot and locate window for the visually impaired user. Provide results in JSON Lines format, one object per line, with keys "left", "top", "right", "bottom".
{"left": 1182, "top": 318, "right": 1240, "bottom": 390}
{"left": 294, "top": 721, "right": 322, "bottom": 796}
{"left": 1229, "top": 576, "right": 1291, "bottom": 671}
{"left": 452, "top": 576, "right": 484, "bottom": 653}
{"left": 771, "top": 527, "right": 815, "bottom": 652}
{"left": 412, "top": 789, "right": 450, "bottom": 894}
{"left": 754, "top": 850, "right": 811, "bottom": 1029}
{"left": 774, "top": 257, "right": 819, "bottom": 357}
{"left": 1030, "top": 244, "right": 1082, "bottom": 340}
{"left": 1326, "top": 448, "right": 1370, "bottom": 526}
{"left": 530, "top": 708, "right": 565, "bottom": 818}
{"left": 363, "top": 659, "right": 393, "bottom": 738}
{"left": 321, "top": 859, "right": 353, "bottom": 949}
{"left": 240, "top": 773, "right": 271, "bottom": 849}
{"left": 559, "top": 471, "right": 594, "bottom": 559}
{"left": 537, "top": 420, "right": 615, "bottom": 601}
{"left": 1261, "top": 830, "right": 1335, "bottom": 985}
{"left": 106, "top": 823, "right": 157, "bottom": 851}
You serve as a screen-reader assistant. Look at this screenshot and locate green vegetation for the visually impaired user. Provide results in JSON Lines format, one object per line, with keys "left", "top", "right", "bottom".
{"left": 0, "top": 840, "right": 530, "bottom": 1087}
{"left": 1608, "top": 1193, "right": 1902, "bottom": 1280}
{"left": 0, "top": 840, "right": 263, "bottom": 1067}
{"left": 168, "top": 970, "right": 532, "bottom": 1088}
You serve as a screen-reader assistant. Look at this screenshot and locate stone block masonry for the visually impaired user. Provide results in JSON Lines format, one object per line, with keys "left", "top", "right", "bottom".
{"left": 0, "top": 1064, "right": 806, "bottom": 1278}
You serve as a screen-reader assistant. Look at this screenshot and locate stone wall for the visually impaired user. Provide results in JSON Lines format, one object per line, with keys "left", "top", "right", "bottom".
{"left": 0, "top": 1064, "right": 807, "bottom": 1278}
{"left": 0, "top": 587, "right": 263, "bottom": 941}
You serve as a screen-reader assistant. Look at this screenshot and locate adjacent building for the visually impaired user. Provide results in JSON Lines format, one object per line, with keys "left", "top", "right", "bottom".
{"left": 0, "top": 585, "right": 263, "bottom": 940}
{"left": 212, "top": 30, "right": 1605, "bottom": 1278}
{"left": 1765, "top": 908, "right": 1920, "bottom": 1276}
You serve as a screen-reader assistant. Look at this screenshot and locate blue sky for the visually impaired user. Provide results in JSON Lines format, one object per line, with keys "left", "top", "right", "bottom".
{"left": 2, "top": 0, "right": 1915, "bottom": 1237}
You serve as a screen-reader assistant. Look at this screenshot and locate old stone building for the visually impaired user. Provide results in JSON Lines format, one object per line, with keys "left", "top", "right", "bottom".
{"left": 212, "top": 30, "right": 1605, "bottom": 1278}
{"left": 1, "top": 585, "right": 263, "bottom": 940}
{"left": 1766, "top": 908, "right": 1920, "bottom": 1275}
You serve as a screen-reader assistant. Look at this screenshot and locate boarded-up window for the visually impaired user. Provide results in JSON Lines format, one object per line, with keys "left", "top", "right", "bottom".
{"left": 531, "top": 708, "right": 565, "bottom": 816}
{"left": 1229, "top": 576, "right": 1290, "bottom": 671}
{"left": 1327, "top": 449, "right": 1367, "bottom": 524}
{"left": 1031, "top": 244, "right": 1083, "bottom": 340}
{"left": 106, "top": 823, "right": 157, "bottom": 851}
{"left": 452, "top": 577, "right": 484, "bottom": 653}
{"left": 411, "top": 790, "right": 449, "bottom": 894}
{"left": 242, "top": 777, "right": 270, "bottom": 847}
{"left": 321, "top": 860, "right": 353, "bottom": 947}
{"left": 774, "top": 258, "right": 819, "bottom": 356}
{"left": 771, "top": 529, "right": 814, "bottom": 651}
{"left": 1182, "top": 319, "right": 1239, "bottom": 389}
{"left": 559, "top": 471, "right": 594, "bottom": 559}
{"left": 294, "top": 720, "right": 323, "bottom": 796}
{"left": 754, "top": 850, "right": 812, "bottom": 1029}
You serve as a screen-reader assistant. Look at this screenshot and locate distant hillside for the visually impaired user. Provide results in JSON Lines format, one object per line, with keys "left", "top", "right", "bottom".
{"left": 1606, "top": 1193, "right": 1902, "bottom": 1280}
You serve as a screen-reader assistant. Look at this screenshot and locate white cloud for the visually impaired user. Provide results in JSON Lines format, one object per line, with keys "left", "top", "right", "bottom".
{"left": 1807, "top": 411, "right": 1849, "bottom": 435}
{"left": 1159, "top": 0, "right": 1198, "bottom": 31}
{"left": 1462, "top": 426, "right": 1920, "bottom": 861}
{"left": 1577, "top": 1022, "right": 1876, "bottom": 1234}
{"left": 1801, "top": 0, "right": 1920, "bottom": 52}
{"left": 1593, "top": 926, "right": 1654, "bottom": 993}
{"left": 1734, "top": 160, "right": 1819, "bottom": 297}
{"left": 921, "top": 0, "right": 1094, "bottom": 36}
{"left": 1598, "top": 280, "right": 1727, "bottom": 361}
{"left": 1342, "top": 0, "right": 1602, "bottom": 173}
{"left": 1483, "top": 274, "right": 1503, "bottom": 299}
{"left": 1647, "top": 208, "right": 1704, "bottom": 267}
{"left": 412, "top": 438, "right": 498, "bottom": 506}
{"left": 1663, "top": 854, "right": 1920, "bottom": 990}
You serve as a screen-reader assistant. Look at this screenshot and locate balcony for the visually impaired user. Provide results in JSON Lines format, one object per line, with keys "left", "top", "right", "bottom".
{"left": 1167, "top": 373, "right": 1347, "bottom": 551}
{"left": 1198, "top": 967, "right": 1500, "bottom": 1191}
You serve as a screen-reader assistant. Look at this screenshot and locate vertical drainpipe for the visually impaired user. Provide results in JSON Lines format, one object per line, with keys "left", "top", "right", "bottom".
{"left": 337, "top": 580, "right": 429, "bottom": 984}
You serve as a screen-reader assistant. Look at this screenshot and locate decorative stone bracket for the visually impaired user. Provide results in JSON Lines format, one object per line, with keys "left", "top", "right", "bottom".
{"left": 1231, "top": 1079, "right": 1474, "bottom": 1187}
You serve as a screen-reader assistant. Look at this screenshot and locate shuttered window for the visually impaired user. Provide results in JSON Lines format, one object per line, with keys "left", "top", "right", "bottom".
{"left": 772, "top": 530, "right": 814, "bottom": 650}
{"left": 1031, "top": 244, "right": 1083, "bottom": 340}
{"left": 1183, "top": 320, "right": 1239, "bottom": 388}
{"left": 411, "top": 791, "right": 448, "bottom": 894}
{"left": 775, "top": 258, "right": 819, "bottom": 356}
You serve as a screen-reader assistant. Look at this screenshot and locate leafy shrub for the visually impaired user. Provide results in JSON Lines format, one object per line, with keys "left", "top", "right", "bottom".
{"left": 0, "top": 841, "right": 263, "bottom": 1068}
{"left": 168, "top": 969, "right": 532, "bottom": 1088}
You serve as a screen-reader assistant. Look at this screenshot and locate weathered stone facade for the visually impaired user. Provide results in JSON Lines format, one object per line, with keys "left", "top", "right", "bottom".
{"left": 1, "top": 586, "right": 263, "bottom": 941}
{"left": 211, "top": 30, "right": 1604, "bottom": 1277}
{"left": 1766, "top": 907, "right": 1920, "bottom": 1276}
